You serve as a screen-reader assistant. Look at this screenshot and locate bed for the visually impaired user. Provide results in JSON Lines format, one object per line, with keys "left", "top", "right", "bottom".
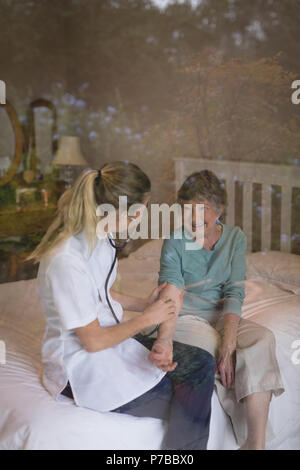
{"left": 0, "top": 157, "right": 299, "bottom": 450}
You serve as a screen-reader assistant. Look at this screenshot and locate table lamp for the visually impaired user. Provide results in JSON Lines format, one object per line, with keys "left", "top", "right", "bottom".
{"left": 52, "top": 136, "right": 89, "bottom": 188}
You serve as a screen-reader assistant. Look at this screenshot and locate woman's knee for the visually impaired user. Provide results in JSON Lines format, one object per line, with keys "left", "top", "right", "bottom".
{"left": 237, "top": 321, "right": 275, "bottom": 349}
{"left": 259, "top": 326, "right": 275, "bottom": 344}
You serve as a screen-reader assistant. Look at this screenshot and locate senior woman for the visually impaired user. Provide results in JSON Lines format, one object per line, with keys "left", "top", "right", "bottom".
{"left": 149, "top": 169, "right": 284, "bottom": 450}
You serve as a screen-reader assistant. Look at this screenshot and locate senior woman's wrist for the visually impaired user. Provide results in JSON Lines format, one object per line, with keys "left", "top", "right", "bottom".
{"left": 220, "top": 338, "right": 237, "bottom": 355}
{"left": 155, "top": 336, "right": 173, "bottom": 347}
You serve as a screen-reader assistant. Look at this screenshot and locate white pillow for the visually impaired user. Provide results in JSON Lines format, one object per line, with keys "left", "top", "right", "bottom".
{"left": 246, "top": 251, "right": 300, "bottom": 293}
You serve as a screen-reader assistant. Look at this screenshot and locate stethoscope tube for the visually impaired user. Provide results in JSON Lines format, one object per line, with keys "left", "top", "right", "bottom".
{"left": 105, "top": 233, "right": 159, "bottom": 337}
{"left": 105, "top": 240, "right": 120, "bottom": 324}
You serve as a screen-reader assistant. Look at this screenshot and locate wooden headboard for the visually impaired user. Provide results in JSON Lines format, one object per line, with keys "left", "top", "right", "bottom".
{"left": 174, "top": 158, "right": 300, "bottom": 254}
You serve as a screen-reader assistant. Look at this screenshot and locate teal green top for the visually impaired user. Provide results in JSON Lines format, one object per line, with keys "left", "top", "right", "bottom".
{"left": 158, "top": 223, "right": 247, "bottom": 326}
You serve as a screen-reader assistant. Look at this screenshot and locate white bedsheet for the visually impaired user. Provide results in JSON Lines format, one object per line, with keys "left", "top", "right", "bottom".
{"left": 0, "top": 278, "right": 235, "bottom": 450}
{"left": 0, "top": 264, "right": 299, "bottom": 449}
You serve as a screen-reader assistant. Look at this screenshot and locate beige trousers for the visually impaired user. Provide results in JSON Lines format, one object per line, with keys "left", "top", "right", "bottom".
{"left": 145, "top": 314, "right": 285, "bottom": 447}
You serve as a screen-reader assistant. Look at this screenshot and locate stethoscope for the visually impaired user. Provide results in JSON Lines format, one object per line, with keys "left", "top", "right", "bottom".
{"left": 104, "top": 232, "right": 159, "bottom": 338}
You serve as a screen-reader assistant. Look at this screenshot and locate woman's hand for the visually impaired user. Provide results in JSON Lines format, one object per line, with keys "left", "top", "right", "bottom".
{"left": 143, "top": 297, "right": 176, "bottom": 327}
{"left": 216, "top": 344, "right": 236, "bottom": 388}
{"left": 146, "top": 281, "right": 168, "bottom": 307}
{"left": 148, "top": 338, "right": 178, "bottom": 372}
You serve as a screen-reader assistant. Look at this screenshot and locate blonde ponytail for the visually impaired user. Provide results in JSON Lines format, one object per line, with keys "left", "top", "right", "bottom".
{"left": 27, "top": 170, "right": 99, "bottom": 263}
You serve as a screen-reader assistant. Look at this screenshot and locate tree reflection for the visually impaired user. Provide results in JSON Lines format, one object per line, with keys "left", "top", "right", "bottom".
{"left": 0, "top": 0, "right": 299, "bottom": 253}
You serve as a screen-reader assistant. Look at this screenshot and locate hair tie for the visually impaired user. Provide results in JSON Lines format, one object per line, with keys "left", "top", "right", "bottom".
{"left": 95, "top": 169, "right": 102, "bottom": 185}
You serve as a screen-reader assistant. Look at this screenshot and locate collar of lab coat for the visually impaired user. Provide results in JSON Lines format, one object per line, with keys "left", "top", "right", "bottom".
{"left": 73, "top": 230, "right": 109, "bottom": 261}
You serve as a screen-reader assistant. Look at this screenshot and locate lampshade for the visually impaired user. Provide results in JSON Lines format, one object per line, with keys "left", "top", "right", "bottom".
{"left": 52, "top": 136, "right": 88, "bottom": 167}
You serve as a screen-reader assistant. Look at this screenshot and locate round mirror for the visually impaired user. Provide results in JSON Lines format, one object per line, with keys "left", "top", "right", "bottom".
{"left": 0, "top": 101, "right": 24, "bottom": 186}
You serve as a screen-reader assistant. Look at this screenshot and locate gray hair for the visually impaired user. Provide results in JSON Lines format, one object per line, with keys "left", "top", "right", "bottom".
{"left": 177, "top": 169, "right": 227, "bottom": 219}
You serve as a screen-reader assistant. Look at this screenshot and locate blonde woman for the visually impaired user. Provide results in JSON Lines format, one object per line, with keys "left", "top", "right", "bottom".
{"left": 154, "top": 170, "right": 285, "bottom": 450}
{"left": 28, "top": 161, "right": 216, "bottom": 450}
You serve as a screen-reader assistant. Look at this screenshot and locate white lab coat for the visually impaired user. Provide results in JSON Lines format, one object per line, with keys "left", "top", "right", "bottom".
{"left": 37, "top": 230, "right": 166, "bottom": 412}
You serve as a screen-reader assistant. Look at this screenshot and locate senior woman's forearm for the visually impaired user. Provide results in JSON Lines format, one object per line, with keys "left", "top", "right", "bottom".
{"left": 220, "top": 313, "right": 240, "bottom": 352}
{"left": 156, "top": 283, "right": 182, "bottom": 342}
{"left": 156, "top": 316, "right": 178, "bottom": 342}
